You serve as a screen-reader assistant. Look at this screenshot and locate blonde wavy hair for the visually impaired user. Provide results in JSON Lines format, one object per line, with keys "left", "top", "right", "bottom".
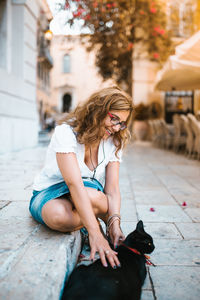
{"left": 59, "top": 86, "right": 134, "bottom": 155}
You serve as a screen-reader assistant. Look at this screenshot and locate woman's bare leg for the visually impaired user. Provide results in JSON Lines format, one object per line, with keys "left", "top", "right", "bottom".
{"left": 41, "top": 187, "right": 108, "bottom": 232}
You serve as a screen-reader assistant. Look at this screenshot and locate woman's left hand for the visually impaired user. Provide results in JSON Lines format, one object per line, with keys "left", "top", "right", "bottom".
{"left": 109, "top": 221, "right": 125, "bottom": 249}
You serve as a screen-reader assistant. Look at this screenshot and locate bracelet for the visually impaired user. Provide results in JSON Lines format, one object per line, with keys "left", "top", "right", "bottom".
{"left": 106, "top": 214, "right": 121, "bottom": 236}
{"left": 107, "top": 214, "right": 121, "bottom": 226}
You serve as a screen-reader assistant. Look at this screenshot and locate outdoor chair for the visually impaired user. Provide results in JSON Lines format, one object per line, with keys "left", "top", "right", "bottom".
{"left": 180, "top": 114, "right": 194, "bottom": 158}
{"left": 153, "top": 119, "right": 166, "bottom": 148}
{"left": 172, "top": 114, "right": 186, "bottom": 152}
{"left": 160, "top": 119, "right": 174, "bottom": 149}
{"left": 148, "top": 120, "right": 156, "bottom": 144}
{"left": 148, "top": 120, "right": 160, "bottom": 146}
{"left": 187, "top": 113, "right": 200, "bottom": 160}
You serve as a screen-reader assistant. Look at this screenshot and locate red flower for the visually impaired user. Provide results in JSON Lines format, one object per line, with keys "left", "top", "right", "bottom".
{"left": 112, "top": 2, "right": 117, "bottom": 7}
{"left": 73, "top": 10, "right": 82, "bottom": 18}
{"left": 154, "top": 26, "right": 160, "bottom": 32}
{"left": 106, "top": 3, "right": 112, "bottom": 8}
{"left": 84, "top": 14, "right": 91, "bottom": 20}
{"left": 159, "top": 29, "right": 165, "bottom": 35}
{"left": 182, "top": 201, "right": 187, "bottom": 207}
{"left": 127, "top": 42, "right": 134, "bottom": 51}
{"left": 154, "top": 26, "right": 165, "bottom": 35}
{"left": 139, "top": 10, "right": 145, "bottom": 15}
{"left": 150, "top": 7, "right": 156, "bottom": 13}
{"left": 150, "top": 207, "right": 155, "bottom": 212}
{"left": 153, "top": 53, "right": 160, "bottom": 59}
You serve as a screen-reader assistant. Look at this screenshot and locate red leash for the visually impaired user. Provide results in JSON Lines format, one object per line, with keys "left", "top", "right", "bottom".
{"left": 121, "top": 243, "right": 156, "bottom": 267}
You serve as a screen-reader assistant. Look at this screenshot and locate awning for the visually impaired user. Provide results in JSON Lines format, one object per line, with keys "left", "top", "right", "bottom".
{"left": 155, "top": 31, "right": 200, "bottom": 91}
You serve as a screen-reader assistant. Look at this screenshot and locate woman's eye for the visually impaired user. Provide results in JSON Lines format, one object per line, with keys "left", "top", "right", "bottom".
{"left": 112, "top": 118, "right": 119, "bottom": 122}
{"left": 148, "top": 242, "right": 151, "bottom": 246}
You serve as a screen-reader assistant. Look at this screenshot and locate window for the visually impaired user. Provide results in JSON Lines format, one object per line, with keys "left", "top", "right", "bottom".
{"left": 63, "top": 54, "right": 70, "bottom": 73}
{"left": 167, "top": 0, "right": 196, "bottom": 38}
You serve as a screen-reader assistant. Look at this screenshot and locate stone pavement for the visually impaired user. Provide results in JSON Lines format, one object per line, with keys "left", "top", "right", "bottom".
{"left": 120, "top": 141, "right": 200, "bottom": 300}
{"left": 0, "top": 140, "right": 200, "bottom": 299}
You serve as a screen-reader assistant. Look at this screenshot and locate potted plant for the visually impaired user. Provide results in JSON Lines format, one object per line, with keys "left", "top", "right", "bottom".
{"left": 132, "top": 103, "right": 150, "bottom": 140}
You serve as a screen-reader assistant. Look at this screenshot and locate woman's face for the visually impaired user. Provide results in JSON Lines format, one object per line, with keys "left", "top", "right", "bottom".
{"left": 103, "top": 110, "right": 130, "bottom": 139}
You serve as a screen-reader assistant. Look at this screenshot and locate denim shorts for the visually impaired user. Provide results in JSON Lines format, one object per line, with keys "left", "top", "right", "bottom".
{"left": 29, "top": 178, "right": 104, "bottom": 225}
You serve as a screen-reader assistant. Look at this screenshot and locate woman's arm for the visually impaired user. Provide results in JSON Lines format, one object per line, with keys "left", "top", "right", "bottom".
{"left": 104, "top": 161, "right": 125, "bottom": 248}
{"left": 56, "top": 152, "right": 120, "bottom": 268}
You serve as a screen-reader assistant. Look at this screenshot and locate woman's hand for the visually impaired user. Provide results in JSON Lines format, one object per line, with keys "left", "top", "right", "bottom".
{"left": 108, "top": 221, "right": 125, "bottom": 249}
{"left": 89, "top": 231, "right": 120, "bottom": 268}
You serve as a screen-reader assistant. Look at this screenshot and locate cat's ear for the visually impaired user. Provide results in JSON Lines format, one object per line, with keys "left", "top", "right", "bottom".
{"left": 136, "top": 220, "right": 144, "bottom": 232}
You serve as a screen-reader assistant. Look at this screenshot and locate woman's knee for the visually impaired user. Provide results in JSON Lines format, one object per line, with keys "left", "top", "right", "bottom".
{"left": 50, "top": 212, "right": 68, "bottom": 228}
{"left": 86, "top": 189, "right": 108, "bottom": 214}
{"left": 42, "top": 200, "right": 70, "bottom": 229}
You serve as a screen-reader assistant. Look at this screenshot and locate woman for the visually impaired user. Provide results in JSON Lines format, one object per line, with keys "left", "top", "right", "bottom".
{"left": 29, "top": 86, "right": 133, "bottom": 269}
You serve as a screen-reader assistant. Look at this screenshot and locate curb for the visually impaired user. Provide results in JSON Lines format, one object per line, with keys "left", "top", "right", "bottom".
{"left": 0, "top": 227, "right": 82, "bottom": 300}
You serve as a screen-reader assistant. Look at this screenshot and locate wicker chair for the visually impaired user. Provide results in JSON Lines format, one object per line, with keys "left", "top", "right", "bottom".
{"left": 172, "top": 114, "right": 186, "bottom": 152}
{"left": 160, "top": 119, "right": 174, "bottom": 149}
{"left": 187, "top": 113, "right": 200, "bottom": 160}
{"left": 180, "top": 114, "right": 194, "bottom": 157}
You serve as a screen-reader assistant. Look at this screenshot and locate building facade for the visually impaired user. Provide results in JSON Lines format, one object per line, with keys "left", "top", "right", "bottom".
{"left": 0, "top": 0, "right": 52, "bottom": 153}
{"left": 36, "top": 2, "right": 53, "bottom": 130}
{"left": 50, "top": 35, "right": 114, "bottom": 116}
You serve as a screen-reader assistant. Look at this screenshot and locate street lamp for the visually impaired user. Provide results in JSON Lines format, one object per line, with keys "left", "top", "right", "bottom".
{"left": 44, "top": 29, "right": 53, "bottom": 41}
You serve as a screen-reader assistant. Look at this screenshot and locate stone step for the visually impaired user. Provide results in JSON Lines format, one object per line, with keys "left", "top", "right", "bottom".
{"left": 0, "top": 213, "right": 82, "bottom": 300}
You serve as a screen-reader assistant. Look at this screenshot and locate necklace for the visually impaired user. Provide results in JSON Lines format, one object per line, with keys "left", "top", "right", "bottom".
{"left": 89, "top": 147, "right": 97, "bottom": 178}
{"left": 89, "top": 140, "right": 105, "bottom": 179}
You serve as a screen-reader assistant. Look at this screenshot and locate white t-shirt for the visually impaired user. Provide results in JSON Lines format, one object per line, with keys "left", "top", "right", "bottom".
{"left": 33, "top": 124, "right": 122, "bottom": 191}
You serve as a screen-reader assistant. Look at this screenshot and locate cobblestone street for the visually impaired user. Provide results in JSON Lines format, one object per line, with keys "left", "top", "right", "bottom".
{"left": 0, "top": 141, "right": 200, "bottom": 299}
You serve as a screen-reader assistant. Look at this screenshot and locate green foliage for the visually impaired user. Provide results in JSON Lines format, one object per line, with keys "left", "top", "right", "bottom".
{"left": 64, "top": 0, "right": 173, "bottom": 92}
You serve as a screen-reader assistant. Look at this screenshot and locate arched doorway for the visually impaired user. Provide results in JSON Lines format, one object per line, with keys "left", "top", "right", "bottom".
{"left": 62, "top": 93, "right": 72, "bottom": 112}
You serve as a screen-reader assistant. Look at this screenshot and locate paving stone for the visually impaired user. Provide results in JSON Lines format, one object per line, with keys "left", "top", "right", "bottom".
{"left": 0, "top": 202, "right": 30, "bottom": 219}
{"left": 121, "top": 221, "right": 137, "bottom": 236}
{"left": 120, "top": 205, "right": 138, "bottom": 221}
{"left": 130, "top": 176, "right": 162, "bottom": 191}
{"left": 169, "top": 186, "right": 200, "bottom": 197}
{"left": 143, "top": 222, "right": 182, "bottom": 239}
{"left": 169, "top": 164, "right": 200, "bottom": 178}
{"left": 0, "top": 201, "right": 10, "bottom": 210}
{"left": 184, "top": 207, "right": 200, "bottom": 222}
{"left": 136, "top": 205, "right": 192, "bottom": 222}
{"left": 0, "top": 189, "right": 32, "bottom": 201}
{"left": 172, "top": 193, "right": 200, "bottom": 208}
{"left": 152, "top": 239, "right": 200, "bottom": 266}
{"left": 134, "top": 189, "right": 177, "bottom": 206}
{"left": 150, "top": 266, "right": 200, "bottom": 300}
{"left": 141, "top": 290, "right": 154, "bottom": 300}
{"left": 0, "top": 218, "right": 39, "bottom": 252}
{"left": 175, "top": 222, "right": 200, "bottom": 239}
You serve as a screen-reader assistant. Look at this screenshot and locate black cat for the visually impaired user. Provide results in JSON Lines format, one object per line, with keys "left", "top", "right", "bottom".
{"left": 61, "top": 220, "right": 155, "bottom": 300}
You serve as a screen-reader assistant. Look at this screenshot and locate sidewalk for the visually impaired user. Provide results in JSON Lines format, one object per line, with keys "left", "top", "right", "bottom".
{"left": 120, "top": 141, "right": 200, "bottom": 300}
{"left": 0, "top": 141, "right": 200, "bottom": 299}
